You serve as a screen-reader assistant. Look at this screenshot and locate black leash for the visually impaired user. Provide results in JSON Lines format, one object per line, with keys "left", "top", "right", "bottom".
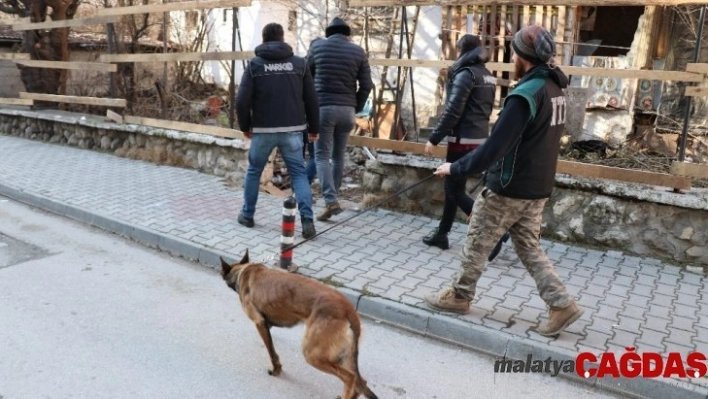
{"left": 283, "top": 173, "right": 437, "bottom": 253}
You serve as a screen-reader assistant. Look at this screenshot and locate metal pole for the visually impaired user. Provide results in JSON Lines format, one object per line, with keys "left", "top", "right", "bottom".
{"left": 391, "top": 6, "right": 406, "bottom": 139}
{"left": 229, "top": 7, "right": 237, "bottom": 129}
{"left": 677, "top": 5, "right": 706, "bottom": 163}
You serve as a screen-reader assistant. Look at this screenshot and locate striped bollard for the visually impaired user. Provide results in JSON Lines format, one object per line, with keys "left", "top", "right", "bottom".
{"left": 280, "top": 196, "right": 297, "bottom": 270}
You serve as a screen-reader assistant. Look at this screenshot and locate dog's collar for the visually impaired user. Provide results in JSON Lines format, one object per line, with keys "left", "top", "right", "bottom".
{"left": 232, "top": 263, "right": 256, "bottom": 293}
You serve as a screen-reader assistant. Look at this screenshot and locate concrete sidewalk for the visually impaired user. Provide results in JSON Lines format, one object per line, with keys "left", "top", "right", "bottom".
{"left": 0, "top": 135, "right": 706, "bottom": 399}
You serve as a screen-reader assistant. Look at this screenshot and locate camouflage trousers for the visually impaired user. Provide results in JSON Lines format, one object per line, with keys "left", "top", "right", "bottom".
{"left": 453, "top": 188, "right": 573, "bottom": 309}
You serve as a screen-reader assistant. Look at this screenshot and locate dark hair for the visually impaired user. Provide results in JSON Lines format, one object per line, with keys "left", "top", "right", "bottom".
{"left": 262, "top": 23, "right": 284, "bottom": 43}
{"left": 456, "top": 34, "right": 482, "bottom": 56}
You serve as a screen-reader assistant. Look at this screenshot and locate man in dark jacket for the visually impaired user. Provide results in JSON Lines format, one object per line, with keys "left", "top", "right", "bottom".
{"left": 422, "top": 34, "right": 509, "bottom": 261}
{"left": 425, "top": 25, "right": 584, "bottom": 337}
{"left": 236, "top": 23, "right": 319, "bottom": 240}
{"left": 307, "top": 17, "right": 374, "bottom": 221}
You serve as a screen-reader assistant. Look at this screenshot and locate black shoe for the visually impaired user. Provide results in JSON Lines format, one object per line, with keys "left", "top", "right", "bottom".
{"left": 422, "top": 228, "right": 450, "bottom": 250}
{"left": 302, "top": 218, "right": 316, "bottom": 239}
{"left": 237, "top": 213, "right": 254, "bottom": 228}
{"left": 488, "top": 232, "right": 510, "bottom": 262}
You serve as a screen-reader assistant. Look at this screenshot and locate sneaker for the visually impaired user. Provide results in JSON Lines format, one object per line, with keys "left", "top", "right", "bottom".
{"left": 237, "top": 213, "right": 254, "bottom": 228}
{"left": 316, "top": 202, "right": 342, "bottom": 221}
{"left": 302, "top": 218, "right": 316, "bottom": 239}
{"left": 487, "top": 232, "right": 510, "bottom": 262}
{"left": 422, "top": 228, "right": 450, "bottom": 250}
{"left": 424, "top": 287, "right": 471, "bottom": 314}
{"left": 535, "top": 301, "right": 584, "bottom": 337}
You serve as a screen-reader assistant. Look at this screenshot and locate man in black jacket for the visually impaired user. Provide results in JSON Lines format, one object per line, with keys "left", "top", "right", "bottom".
{"left": 236, "top": 23, "right": 319, "bottom": 239}
{"left": 423, "top": 34, "right": 509, "bottom": 261}
{"left": 425, "top": 25, "right": 584, "bottom": 337}
{"left": 307, "top": 17, "right": 374, "bottom": 221}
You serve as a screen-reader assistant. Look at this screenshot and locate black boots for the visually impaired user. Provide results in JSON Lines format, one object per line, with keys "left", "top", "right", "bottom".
{"left": 423, "top": 229, "right": 510, "bottom": 261}
{"left": 422, "top": 228, "right": 450, "bottom": 250}
{"left": 488, "top": 232, "right": 510, "bottom": 262}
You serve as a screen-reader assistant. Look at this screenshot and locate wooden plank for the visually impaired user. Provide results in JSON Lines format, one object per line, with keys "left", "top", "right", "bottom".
{"left": 368, "top": 58, "right": 703, "bottom": 81}
{"left": 557, "top": 160, "right": 691, "bottom": 190}
{"left": 15, "top": 60, "right": 117, "bottom": 72}
{"left": 0, "top": 98, "right": 33, "bottom": 106}
{"left": 12, "top": 15, "right": 119, "bottom": 31}
{"left": 0, "top": 17, "right": 30, "bottom": 26}
{"left": 534, "top": 5, "right": 543, "bottom": 26}
{"left": 556, "top": 6, "right": 566, "bottom": 60}
{"left": 670, "top": 161, "right": 708, "bottom": 179}
{"left": 98, "top": 51, "right": 255, "bottom": 63}
{"left": 0, "top": 53, "right": 31, "bottom": 60}
{"left": 522, "top": 5, "right": 530, "bottom": 28}
{"left": 96, "top": 0, "right": 252, "bottom": 16}
{"left": 686, "top": 63, "right": 708, "bottom": 74}
{"left": 346, "top": 136, "right": 691, "bottom": 189}
{"left": 350, "top": 0, "right": 708, "bottom": 6}
{"left": 19, "top": 92, "right": 126, "bottom": 107}
{"left": 347, "top": 135, "right": 447, "bottom": 157}
{"left": 106, "top": 109, "right": 123, "bottom": 123}
{"left": 123, "top": 115, "right": 243, "bottom": 139}
{"left": 685, "top": 86, "right": 708, "bottom": 97}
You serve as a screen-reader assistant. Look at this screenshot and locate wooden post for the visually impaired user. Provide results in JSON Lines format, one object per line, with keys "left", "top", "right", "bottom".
{"left": 556, "top": 6, "right": 566, "bottom": 63}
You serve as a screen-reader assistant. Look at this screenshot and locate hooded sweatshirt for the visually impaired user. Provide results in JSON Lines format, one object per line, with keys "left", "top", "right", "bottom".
{"left": 236, "top": 41, "right": 319, "bottom": 134}
{"left": 450, "top": 66, "right": 569, "bottom": 199}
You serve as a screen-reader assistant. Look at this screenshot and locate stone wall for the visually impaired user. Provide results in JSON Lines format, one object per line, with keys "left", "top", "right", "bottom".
{"left": 0, "top": 108, "right": 249, "bottom": 182}
{"left": 364, "top": 153, "right": 708, "bottom": 267}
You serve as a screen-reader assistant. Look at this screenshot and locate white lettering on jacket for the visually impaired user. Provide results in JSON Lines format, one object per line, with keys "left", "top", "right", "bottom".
{"left": 264, "top": 62, "right": 294, "bottom": 72}
{"left": 551, "top": 95, "right": 566, "bottom": 126}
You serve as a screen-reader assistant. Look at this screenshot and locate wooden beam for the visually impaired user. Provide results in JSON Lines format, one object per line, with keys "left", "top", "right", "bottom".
{"left": 0, "top": 53, "right": 31, "bottom": 60}
{"left": 123, "top": 115, "right": 244, "bottom": 140}
{"left": 0, "top": 98, "right": 33, "bottom": 106}
{"left": 96, "top": 0, "right": 252, "bottom": 17}
{"left": 350, "top": 0, "right": 707, "bottom": 6}
{"left": 347, "top": 135, "right": 447, "bottom": 157}
{"left": 19, "top": 93, "right": 127, "bottom": 108}
{"left": 347, "top": 136, "right": 691, "bottom": 189}
{"left": 106, "top": 109, "right": 123, "bottom": 124}
{"left": 686, "top": 63, "right": 708, "bottom": 74}
{"left": 685, "top": 86, "right": 708, "bottom": 97}
{"left": 14, "top": 60, "right": 117, "bottom": 72}
{"left": 0, "top": 17, "right": 29, "bottom": 26}
{"left": 557, "top": 160, "right": 691, "bottom": 190}
{"left": 98, "top": 51, "right": 254, "bottom": 63}
{"left": 12, "top": 15, "right": 119, "bottom": 31}
{"left": 368, "top": 58, "right": 703, "bottom": 82}
{"left": 670, "top": 161, "right": 708, "bottom": 179}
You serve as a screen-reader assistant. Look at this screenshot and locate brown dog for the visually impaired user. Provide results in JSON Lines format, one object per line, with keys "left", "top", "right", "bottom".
{"left": 220, "top": 250, "right": 378, "bottom": 399}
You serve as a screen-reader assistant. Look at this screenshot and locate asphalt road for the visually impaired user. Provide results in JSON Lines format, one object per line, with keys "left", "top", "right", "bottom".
{"left": 0, "top": 196, "right": 623, "bottom": 399}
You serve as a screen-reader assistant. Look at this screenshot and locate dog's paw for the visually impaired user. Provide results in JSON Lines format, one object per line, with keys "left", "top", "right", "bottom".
{"left": 268, "top": 365, "right": 282, "bottom": 376}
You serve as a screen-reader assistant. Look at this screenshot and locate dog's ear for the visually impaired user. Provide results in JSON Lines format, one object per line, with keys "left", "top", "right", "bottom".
{"left": 220, "top": 257, "right": 232, "bottom": 278}
{"left": 238, "top": 249, "right": 249, "bottom": 265}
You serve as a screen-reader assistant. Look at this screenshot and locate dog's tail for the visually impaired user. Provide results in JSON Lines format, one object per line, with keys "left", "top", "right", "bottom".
{"left": 348, "top": 313, "right": 378, "bottom": 399}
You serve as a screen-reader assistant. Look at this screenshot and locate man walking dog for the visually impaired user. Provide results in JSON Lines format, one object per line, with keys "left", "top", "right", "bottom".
{"left": 425, "top": 25, "right": 584, "bottom": 337}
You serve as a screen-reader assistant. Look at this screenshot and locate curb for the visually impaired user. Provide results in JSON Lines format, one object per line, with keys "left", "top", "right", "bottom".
{"left": 1, "top": 182, "right": 706, "bottom": 399}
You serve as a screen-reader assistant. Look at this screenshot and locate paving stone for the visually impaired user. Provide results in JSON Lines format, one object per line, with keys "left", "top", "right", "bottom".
{"left": 626, "top": 293, "right": 651, "bottom": 309}
{"left": 620, "top": 304, "right": 647, "bottom": 320}
{"left": 595, "top": 304, "right": 621, "bottom": 323}
{"left": 473, "top": 295, "right": 502, "bottom": 314}
{"left": 666, "top": 327, "right": 696, "bottom": 346}
{"left": 609, "top": 330, "right": 639, "bottom": 348}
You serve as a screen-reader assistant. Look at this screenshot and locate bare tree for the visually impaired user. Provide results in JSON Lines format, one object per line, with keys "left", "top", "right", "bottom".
{"left": 0, "top": 0, "right": 80, "bottom": 101}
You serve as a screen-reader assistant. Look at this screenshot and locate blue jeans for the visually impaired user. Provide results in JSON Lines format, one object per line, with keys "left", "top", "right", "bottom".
{"left": 302, "top": 130, "right": 316, "bottom": 185}
{"left": 315, "top": 105, "right": 355, "bottom": 205}
{"left": 242, "top": 132, "right": 313, "bottom": 220}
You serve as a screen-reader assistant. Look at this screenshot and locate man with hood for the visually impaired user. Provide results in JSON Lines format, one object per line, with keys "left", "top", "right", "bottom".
{"left": 307, "top": 17, "right": 373, "bottom": 221}
{"left": 425, "top": 25, "right": 584, "bottom": 337}
{"left": 422, "top": 34, "right": 509, "bottom": 261}
{"left": 236, "top": 23, "right": 319, "bottom": 240}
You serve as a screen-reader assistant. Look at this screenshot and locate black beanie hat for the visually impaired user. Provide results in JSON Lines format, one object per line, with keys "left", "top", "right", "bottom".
{"left": 512, "top": 25, "right": 555, "bottom": 65}
{"left": 325, "top": 17, "right": 351, "bottom": 37}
